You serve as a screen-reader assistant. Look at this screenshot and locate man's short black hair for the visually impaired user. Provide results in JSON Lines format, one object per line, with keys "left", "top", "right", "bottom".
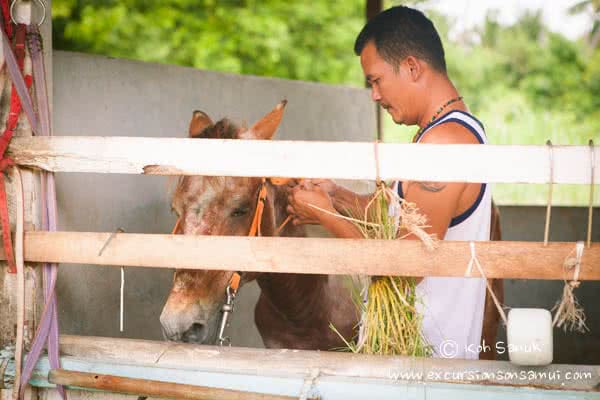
{"left": 354, "top": 6, "right": 447, "bottom": 73}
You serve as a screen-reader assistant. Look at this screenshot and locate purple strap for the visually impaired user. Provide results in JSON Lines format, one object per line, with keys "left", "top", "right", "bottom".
{"left": 17, "top": 24, "right": 65, "bottom": 400}
{"left": 0, "top": 26, "right": 38, "bottom": 134}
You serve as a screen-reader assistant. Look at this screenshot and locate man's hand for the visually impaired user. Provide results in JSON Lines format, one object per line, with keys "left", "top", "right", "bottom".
{"left": 285, "top": 180, "right": 371, "bottom": 239}
{"left": 287, "top": 181, "right": 336, "bottom": 226}
{"left": 308, "top": 179, "right": 338, "bottom": 196}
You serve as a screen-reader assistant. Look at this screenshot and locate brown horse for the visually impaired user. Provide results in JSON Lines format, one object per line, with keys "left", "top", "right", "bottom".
{"left": 159, "top": 101, "right": 504, "bottom": 356}
{"left": 159, "top": 101, "right": 358, "bottom": 349}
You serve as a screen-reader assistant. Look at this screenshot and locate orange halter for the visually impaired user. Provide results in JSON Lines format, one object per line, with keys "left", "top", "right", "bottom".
{"left": 170, "top": 177, "right": 294, "bottom": 291}
{"left": 247, "top": 178, "right": 268, "bottom": 237}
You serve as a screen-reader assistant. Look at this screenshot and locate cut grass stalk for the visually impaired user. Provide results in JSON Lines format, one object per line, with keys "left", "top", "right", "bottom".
{"left": 330, "top": 182, "right": 435, "bottom": 356}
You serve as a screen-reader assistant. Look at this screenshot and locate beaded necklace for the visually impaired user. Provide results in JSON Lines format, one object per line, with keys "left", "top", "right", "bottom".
{"left": 412, "top": 96, "right": 463, "bottom": 142}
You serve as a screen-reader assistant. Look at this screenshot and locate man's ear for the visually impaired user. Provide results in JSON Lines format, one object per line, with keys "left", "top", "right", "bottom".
{"left": 238, "top": 100, "right": 287, "bottom": 140}
{"left": 189, "top": 110, "right": 213, "bottom": 138}
{"left": 404, "top": 56, "right": 423, "bottom": 81}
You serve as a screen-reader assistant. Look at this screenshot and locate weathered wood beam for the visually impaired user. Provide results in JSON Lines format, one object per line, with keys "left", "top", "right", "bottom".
{"left": 8, "top": 137, "right": 600, "bottom": 184}
{"left": 1, "top": 231, "right": 599, "bottom": 280}
{"left": 3, "top": 335, "right": 598, "bottom": 395}
{"left": 48, "top": 369, "right": 312, "bottom": 400}
{"left": 0, "top": 0, "right": 51, "bottom": 352}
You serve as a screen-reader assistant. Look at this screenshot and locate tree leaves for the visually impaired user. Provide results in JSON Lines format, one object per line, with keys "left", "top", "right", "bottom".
{"left": 53, "top": 1, "right": 365, "bottom": 85}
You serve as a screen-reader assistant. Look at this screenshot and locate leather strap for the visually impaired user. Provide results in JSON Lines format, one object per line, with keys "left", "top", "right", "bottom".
{"left": 170, "top": 177, "right": 294, "bottom": 294}
{"left": 18, "top": 23, "right": 66, "bottom": 400}
{"left": 229, "top": 271, "right": 241, "bottom": 292}
{"left": 248, "top": 178, "right": 267, "bottom": 237}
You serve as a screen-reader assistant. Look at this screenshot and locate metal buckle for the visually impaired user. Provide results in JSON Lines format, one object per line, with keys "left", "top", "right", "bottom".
{"left": 10, "top": 0, "right": 46, "bottom": 26}
{"left": 217, "top": 284, "right": 237, "bottom": 346}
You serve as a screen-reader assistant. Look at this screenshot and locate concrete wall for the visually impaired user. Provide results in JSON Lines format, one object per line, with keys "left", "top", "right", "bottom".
{"left": 53, "top": 51, "right": 600, "bottom": 365}
{"left": 53, "top": 51, "right": 376, "bottom": 347}
{"left": 495, "top": 205, "right": 600, "bottom": 365}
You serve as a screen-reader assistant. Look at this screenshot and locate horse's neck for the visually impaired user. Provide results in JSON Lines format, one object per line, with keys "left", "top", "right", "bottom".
{"left": 256, "top": 273, "right": 329, "bottom": 323}
{"left": 257, "top": 185, "right": 329, "bottom": 322}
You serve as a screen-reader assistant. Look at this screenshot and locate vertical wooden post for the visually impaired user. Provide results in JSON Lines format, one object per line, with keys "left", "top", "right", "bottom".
{"left": 0, "top": 2, "right": 52, "bottom": 400}
{"left": 366, "top": 0, "right": 382, "bottom": 21}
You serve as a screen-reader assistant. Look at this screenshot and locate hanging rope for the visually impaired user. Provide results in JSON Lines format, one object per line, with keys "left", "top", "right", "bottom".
{"left": 464, "top": 241, "right": 508, "bottom": 326}
{"left": 552, "top": 241, "right": 588, "bottom": 333}
{"left": 543, "top": 140, "right": 554, "bottom": 247}
{"left": 587, "top": 140, "right": 595, "bottom": 249}
{"left": 373, "top": 139, "right": 382, "bottom": 187}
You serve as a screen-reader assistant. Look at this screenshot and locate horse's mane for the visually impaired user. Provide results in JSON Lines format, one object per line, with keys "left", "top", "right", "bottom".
{"left": 196, "top": 118, "right": 239, "bottom": 139}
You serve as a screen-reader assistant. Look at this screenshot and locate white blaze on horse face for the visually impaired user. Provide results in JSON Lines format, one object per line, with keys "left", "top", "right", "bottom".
{"left": 175, "top": 176, "right": 258, "bottom": 236}
{"left": 183, "top": 178, "right": 220, "bottom": 235}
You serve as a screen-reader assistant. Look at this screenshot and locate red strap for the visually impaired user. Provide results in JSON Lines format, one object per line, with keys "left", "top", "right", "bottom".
{"left": 1, "top": 24, "right": 27, "bottom": 273}
{"left": 1, "top": 24, "right": 26, "bottom": 152}
{"left": 0, "top": 0, "right": 12, "bottom": 38}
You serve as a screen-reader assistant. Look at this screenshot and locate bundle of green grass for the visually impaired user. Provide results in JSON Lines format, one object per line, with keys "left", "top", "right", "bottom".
{"left": 330, "top": 183, "right": 435, "bottom": 356}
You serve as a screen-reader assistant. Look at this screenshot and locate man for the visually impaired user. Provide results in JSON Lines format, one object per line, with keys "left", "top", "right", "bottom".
{"left": 286, "top": 6, "right": 492, "bottom": 359}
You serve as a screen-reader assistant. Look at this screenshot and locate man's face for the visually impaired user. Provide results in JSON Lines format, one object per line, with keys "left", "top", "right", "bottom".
{"left": 360, "top": 41, "right": 413, "bottom": 125}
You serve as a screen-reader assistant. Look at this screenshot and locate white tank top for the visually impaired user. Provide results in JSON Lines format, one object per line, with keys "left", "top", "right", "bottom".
{"left": 395, "top": 110, "right": 491, "bottom": 359}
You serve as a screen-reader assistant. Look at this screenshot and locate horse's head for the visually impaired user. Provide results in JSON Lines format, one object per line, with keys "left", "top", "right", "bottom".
{"left": 160, "top": 101, "right": 287, "bottom": 343}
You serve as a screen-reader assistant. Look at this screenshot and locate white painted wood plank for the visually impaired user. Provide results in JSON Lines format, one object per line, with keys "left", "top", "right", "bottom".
{"left": 8, "top": 137, "right": 600, "bottom": 184}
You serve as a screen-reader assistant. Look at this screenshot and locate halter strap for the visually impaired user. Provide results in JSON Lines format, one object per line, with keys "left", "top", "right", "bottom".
{"left": 171, "top": 217, "right": 180, "bottom": 234}
{"left": 248, "top": 177, "right": 293, "bottom": 237}
{"left": 169, "top": 177, "right": 294, "bottom": 289}
{"left": 248, "top": 178, "right": 268, "bottom": 237}
{"left": 229, "top": 271, "right": 241, "bottom": 292}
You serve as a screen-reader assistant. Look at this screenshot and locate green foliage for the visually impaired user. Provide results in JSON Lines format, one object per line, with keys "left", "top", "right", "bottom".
{"left": 385, "top": 9, "right": 599, "bottom": 205}
{"left": 53, "top": 2, "right": 599, "bottom": 204}
{"left": 53, "top": 0, "right": 365, "bottom": 85}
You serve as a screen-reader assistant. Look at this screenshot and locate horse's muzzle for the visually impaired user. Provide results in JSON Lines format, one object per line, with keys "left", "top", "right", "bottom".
{"left": 181, "top": 322, "right": 208, "bottom": 343}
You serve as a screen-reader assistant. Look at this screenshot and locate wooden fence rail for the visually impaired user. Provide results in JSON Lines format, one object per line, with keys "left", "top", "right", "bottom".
{"left": 2, "top": 335, "right": 596, "bottom": 394}
{"left": 3, "top": 231, "right": 598, "bottom": 280}
{"left": 8, "top": 137, "right": 600, "bottom": 184}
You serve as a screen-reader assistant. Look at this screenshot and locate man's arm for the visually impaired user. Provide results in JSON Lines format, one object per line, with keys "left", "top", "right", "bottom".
{"left": 292, "top": 179, "right": 373, "bottom": 219}
{"left": 399, "top": 122, "right": 480, "bottom": 284}
{"left": 330, "top": 184, "right": 373, "bottom": 218}
{"left": 288, "top": 121, "right": 480, "bottom": 243}
{"left": 286, "top": 183, "right": 365, "bottom": 239}
{"left": 401, "top": 179, "right": 465, "bottom": 240}
{"left": 400, "top": 121, "right": 479, "bottom": 240}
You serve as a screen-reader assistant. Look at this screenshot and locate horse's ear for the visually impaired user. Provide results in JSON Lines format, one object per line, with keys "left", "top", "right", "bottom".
{"left": 239, "top": 100, "right": 287, "bottom": 140}
{"left": 189, "top": 110, "right": 213, "bottom": 138}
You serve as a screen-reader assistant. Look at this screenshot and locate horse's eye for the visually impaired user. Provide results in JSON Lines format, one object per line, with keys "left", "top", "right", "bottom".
{"left": 231, "top": 207, "right": 249, "bottom": 217}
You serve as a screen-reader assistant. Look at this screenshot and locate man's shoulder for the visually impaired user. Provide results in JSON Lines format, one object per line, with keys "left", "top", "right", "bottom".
{"left": 418, "top": 120, "right": 482, "bottom": 145}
